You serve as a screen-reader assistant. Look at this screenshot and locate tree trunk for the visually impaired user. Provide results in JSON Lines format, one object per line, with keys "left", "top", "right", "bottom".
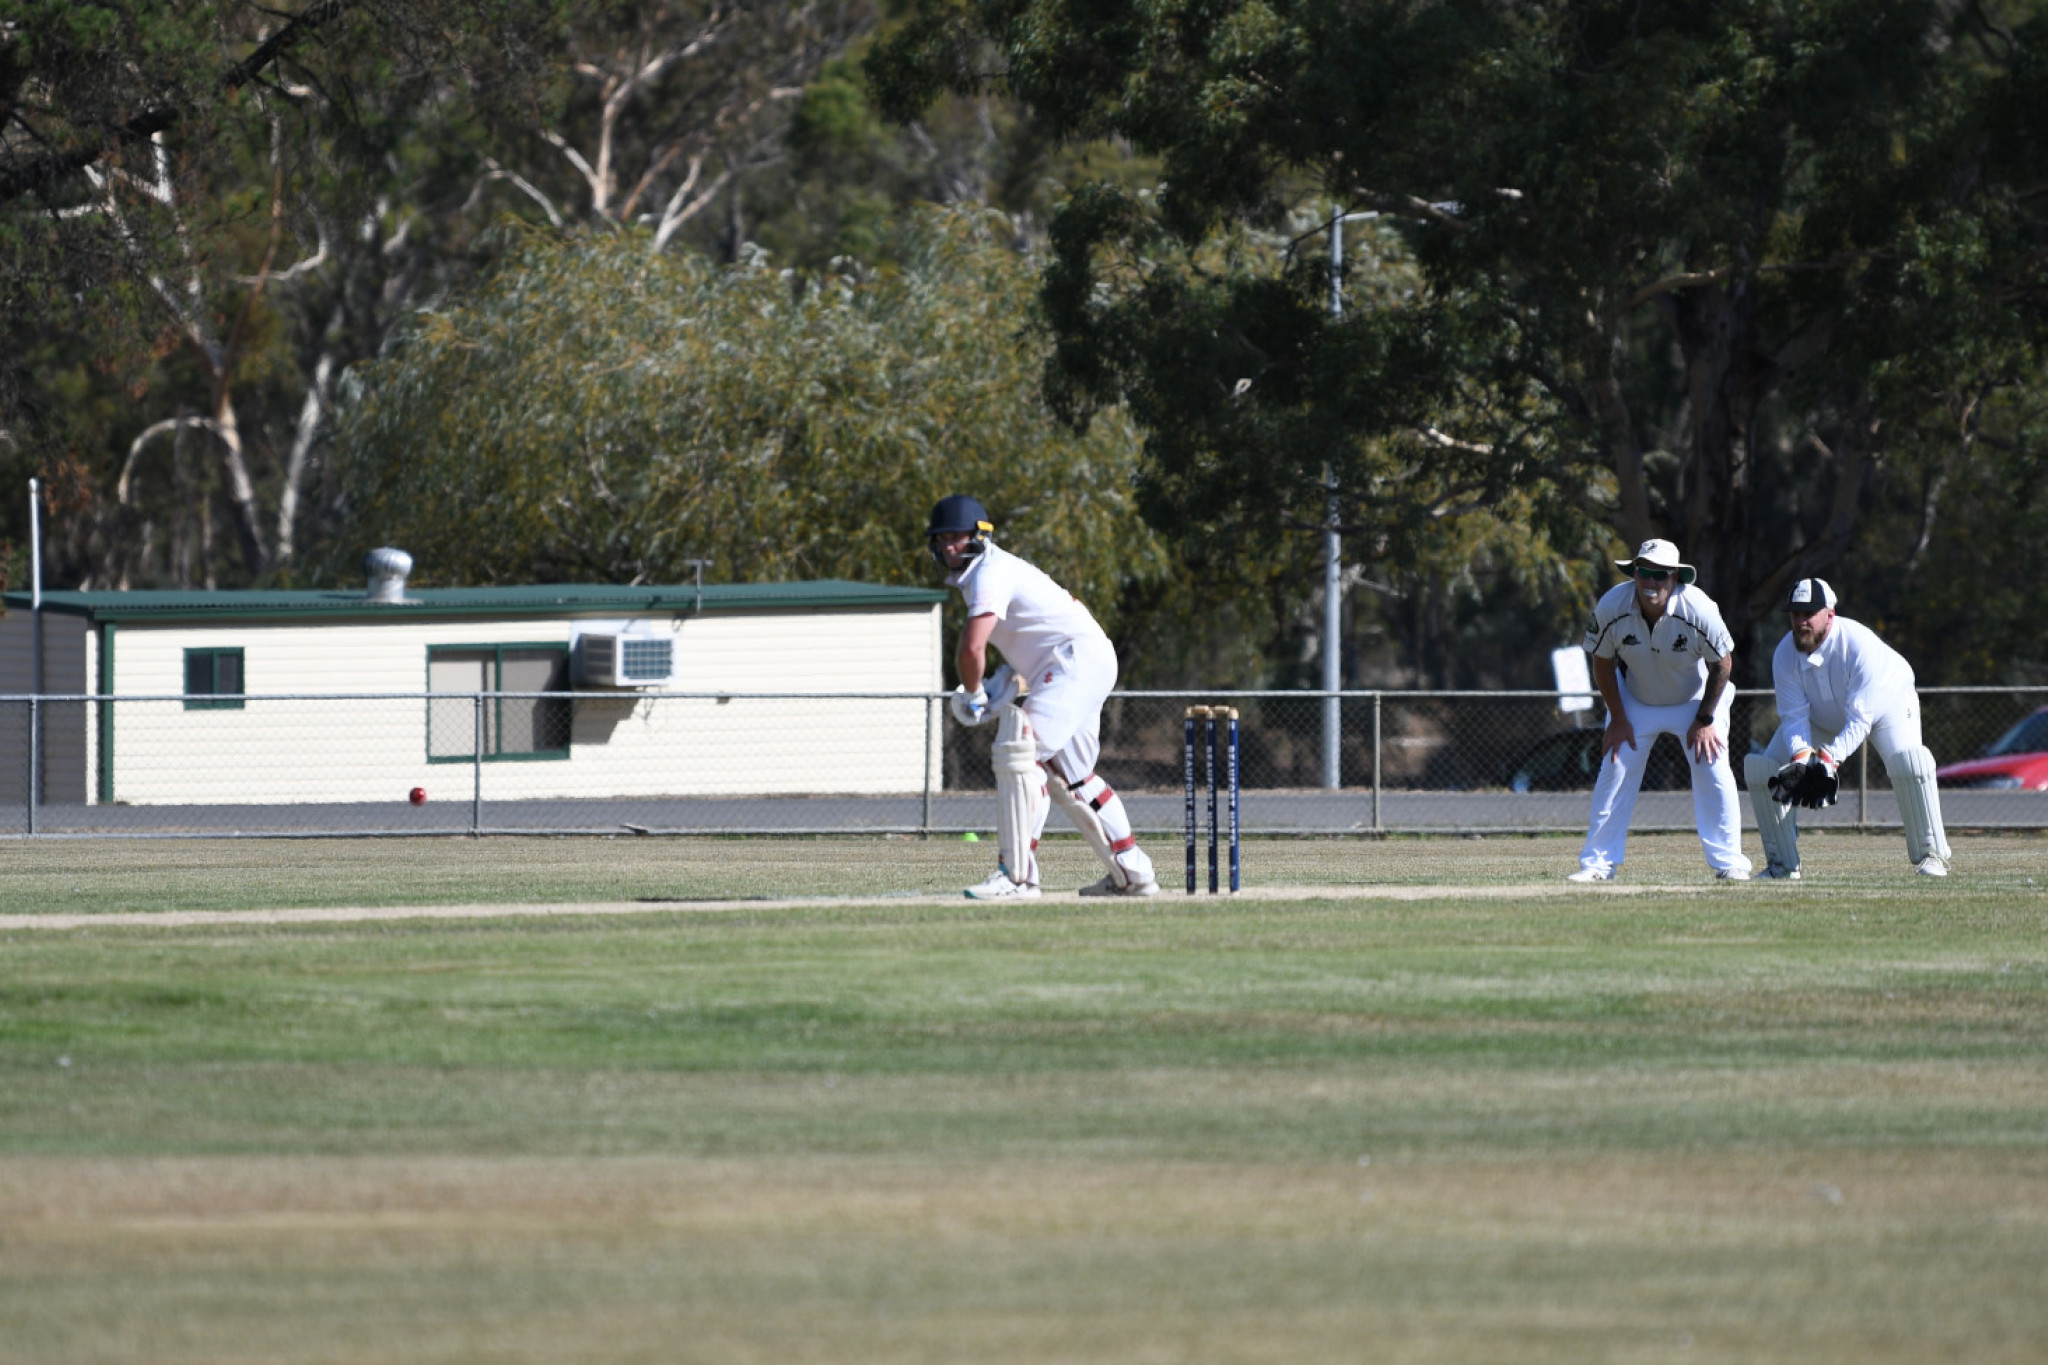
{"left": 1593, "top": 364, "right": 1652, "bottom": 548}
{"left": 212, "top": 390, "right": 272, "bottom": 577}
{"left": 277, "top": 332, "right": 338, "bottom": 565}
{"left": 1670, "top": 280, "right": 1764, "bottom": 680}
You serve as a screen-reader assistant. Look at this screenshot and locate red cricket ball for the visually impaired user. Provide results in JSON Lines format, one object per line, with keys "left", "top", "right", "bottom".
{"left": 409, "top": 787, "right": 427, "bottom": 806}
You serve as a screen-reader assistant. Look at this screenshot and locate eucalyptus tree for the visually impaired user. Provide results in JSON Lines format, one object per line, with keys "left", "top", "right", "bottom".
{"left": 0, "top": 0, "right": 567, "bottom": 584}
{"left": 870, "top": 0, "right": 2048, "bottom": 671}
{"left": 0, "top": 1, "right": 872, "bottom": 589}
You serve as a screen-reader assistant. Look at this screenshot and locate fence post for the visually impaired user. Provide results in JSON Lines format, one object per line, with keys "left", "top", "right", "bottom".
{"left": 921, "top": 694, "right": 936, "bottom": 838}
{"left": 472, "top": 693, "right": 485, "bottom": 837}
{"left": 26, "top": 695, "right": 38, "bottom": 836}
{"left": 1858, "top": 745, "right": 1868, "bottom": 830}
{"left": 1371, "top": 691, "right": 1383, "bottom": 834}
{"left": 1322, "top": 690, "right": 1341, "bottom": 791}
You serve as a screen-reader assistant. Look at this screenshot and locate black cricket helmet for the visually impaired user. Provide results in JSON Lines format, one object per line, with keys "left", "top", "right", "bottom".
{"left": 927, "top": 495, "right": 992, "bottom": 569}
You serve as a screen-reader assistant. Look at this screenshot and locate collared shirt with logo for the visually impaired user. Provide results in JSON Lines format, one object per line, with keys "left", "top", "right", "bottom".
{"left": 1581, "top": 580, "right": 1734, "bottom": 707}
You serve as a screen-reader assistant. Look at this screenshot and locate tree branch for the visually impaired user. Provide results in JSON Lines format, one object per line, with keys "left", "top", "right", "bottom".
{"left": 1630, "top": 253, "right": 1881, "bottom": 309}
{"left": 650, "top": 154, "right": 732, "bottom": 252}
{"left": 118, "top": 416, "right": 223, "bottom": 504}
{"left": 0, "top": 0, "right": 357, "bottom": 207}
{"left": 1347, "top": 191, "right": 1468, "bottom": 231}
{"left": 462, "top": 157, "right": 566, "bottom": 228}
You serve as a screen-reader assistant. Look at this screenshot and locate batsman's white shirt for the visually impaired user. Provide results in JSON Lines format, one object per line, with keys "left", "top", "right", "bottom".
{"left": 1768, "top": 616, "right": 1920, "bottom": 762}
{"left": 1581, "top": 580, "right": 1733, "bottom": 705}
{"left": 950, "top": 542, "right": 1108, "bottom": 681}
{"left": 948, "top": 542, "right": 1117, "bottom": 771}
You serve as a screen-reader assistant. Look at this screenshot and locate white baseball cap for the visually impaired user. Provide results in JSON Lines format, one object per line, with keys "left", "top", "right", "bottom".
{"left": 1614, "top": 538, "right": 1696, "bottom": 584}
{"left": 1788, "top": 578, "right": 1838, "bottom": 612}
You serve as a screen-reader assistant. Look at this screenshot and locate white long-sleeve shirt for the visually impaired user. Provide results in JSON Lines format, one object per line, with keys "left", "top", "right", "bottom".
{"left": 1770, "top": 616, "right": 1918, "bottom": 760}
{"left": 946, "top": 541, "right": 1108, "bottom": 685}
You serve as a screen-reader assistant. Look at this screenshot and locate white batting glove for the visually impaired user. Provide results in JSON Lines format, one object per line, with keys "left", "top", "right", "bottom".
{"left": 948, "top": 685, "right": 990, "bottom": 727}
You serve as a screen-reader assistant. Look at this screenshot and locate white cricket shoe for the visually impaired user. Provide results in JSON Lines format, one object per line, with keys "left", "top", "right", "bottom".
{"left": 1756, "top": 864, "right": 1802, "bottom": 881}
{"left": 1914, "top": 856, "right": 1949, "bottom": 878}
{"left": 964, "top": 868, "right": 1041, "bottom": 900}
{"left": 1078, "top": 872, "right": 1161, "bottom": 897}
{"left": 1714, "top": 867, "right": 1751, "bottom": 881}
{"left": 1565, "top": 866, "right": 1613, "bottom": 883}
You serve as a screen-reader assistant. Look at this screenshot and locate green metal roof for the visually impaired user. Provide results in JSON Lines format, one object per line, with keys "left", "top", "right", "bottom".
{"left": 4, "top": 580, "right": 943, "bottom": 624}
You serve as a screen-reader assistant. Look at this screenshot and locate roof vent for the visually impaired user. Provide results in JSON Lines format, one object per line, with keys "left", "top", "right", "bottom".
{"left": 364, "top": 547, "right": 415, "bottom": 604}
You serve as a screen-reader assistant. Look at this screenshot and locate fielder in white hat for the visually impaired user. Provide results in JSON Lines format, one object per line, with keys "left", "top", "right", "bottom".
{"left": 1568, "top": 538, "right": 1752, "bottom": 882}
{"left": 1745, "top": 577, "right": 1952, "bottom": 878}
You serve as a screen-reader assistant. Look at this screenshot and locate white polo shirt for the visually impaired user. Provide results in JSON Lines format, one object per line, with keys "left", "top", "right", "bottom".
{"left": 1581, "top": 580, "right": 1733, "bottom": 707}
{"left": 947, "top": 541, "right": 1108, "bottom": 684}
{"left": 1769, "top": 616, "right": 1917, "bottom": 759}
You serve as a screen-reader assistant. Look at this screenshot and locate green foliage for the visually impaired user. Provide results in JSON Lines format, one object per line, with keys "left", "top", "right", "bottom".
{"left": 0, "top": 0, "right": 572, "bottom": 584}
{"left": 742, "top": 39, "right": 1164, "bottom": 275}
{"left": 325, "top": 208, "right": 1166, "bottom": 627}
{"left": 1842, "top": 383, "right": 2048, "bottom": 684}
{"left": 871, "top": 0, "right": 2048, "bottom": 679}
{"left": 17, "top": 0, "right": 2048, "bottom": 685}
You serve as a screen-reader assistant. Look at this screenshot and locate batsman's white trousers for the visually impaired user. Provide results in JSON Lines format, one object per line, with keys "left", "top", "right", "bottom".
{"left": 1759, "top": 696, "right": 1922, "bottom": 769}
{"left": 1578, "top": 682, "right": 1749, "bottom": 876}
{"left": 1019, "top": 635, "right": 1117, "bottom": 780}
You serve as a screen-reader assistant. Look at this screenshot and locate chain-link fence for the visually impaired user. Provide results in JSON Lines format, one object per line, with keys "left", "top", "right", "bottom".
{"left": 1, "top": 687, "right": 2043, "bottom": 837}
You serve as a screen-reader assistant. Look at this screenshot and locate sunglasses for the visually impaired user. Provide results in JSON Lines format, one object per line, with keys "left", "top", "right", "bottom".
{"left": 1634, "top": 566, "right": 1672, "bottom": 582}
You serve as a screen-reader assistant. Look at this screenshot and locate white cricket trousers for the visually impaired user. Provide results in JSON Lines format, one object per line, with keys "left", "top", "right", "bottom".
{"left": 1019, "top": 635, "right": 1117, "bottom": 780}
{"left": 1578, "top": 682, "right": 1750, "bottom": 876}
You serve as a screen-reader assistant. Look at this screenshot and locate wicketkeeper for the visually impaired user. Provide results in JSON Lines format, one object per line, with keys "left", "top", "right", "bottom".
{"left": 928, "top": 495, "right": 1160, "bottom": 900}
{"left": 1746, "top": 578, "right": 1952, "bottom": 878}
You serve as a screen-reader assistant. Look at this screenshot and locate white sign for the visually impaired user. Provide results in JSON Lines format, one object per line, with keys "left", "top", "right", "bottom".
{"left": 1550, "top": 646, "right": 1594, "bottom": 714}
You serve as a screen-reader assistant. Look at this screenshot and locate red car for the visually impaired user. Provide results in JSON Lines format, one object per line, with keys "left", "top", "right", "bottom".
{"left": 1936, "top": 706, "right": 2048, "bottom": 790}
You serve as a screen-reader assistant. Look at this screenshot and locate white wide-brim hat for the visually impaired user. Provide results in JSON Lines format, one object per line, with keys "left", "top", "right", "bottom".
{"left": 1614, "top": 538, "right": 1696, "bottom": 584}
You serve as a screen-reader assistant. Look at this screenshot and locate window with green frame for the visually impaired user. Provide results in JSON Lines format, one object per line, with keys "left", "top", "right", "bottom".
{"left": 426, "top": 644, "right": 572, "bottom": 761}
{"left": 183, "top": 648, "right": 245, "bottom": 710}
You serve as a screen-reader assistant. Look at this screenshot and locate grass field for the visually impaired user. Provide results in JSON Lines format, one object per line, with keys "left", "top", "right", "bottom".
{"left": 2, "top": 832, "right": 2045, "bottom": 1363}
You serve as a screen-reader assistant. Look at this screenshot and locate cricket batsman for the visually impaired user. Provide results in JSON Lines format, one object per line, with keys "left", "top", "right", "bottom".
{"left": 1747, "top": 578, "right": 1952, "bottom": 878}
{"left": 927, "top": 495, "right": 1160, "bottom": 900}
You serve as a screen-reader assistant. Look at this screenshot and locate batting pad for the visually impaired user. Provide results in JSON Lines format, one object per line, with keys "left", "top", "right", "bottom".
{"left": 1884, "top": 745, "right": 1952, "bottom": 865}
{"left": 993, "top": 707, "right": 1046, "bottom": 887}
{"left": 1745, "top": 752, "right": 1800, "bottom": 874}
{"left": 1048, "top": 777, "right": 1117, "bottom": 873}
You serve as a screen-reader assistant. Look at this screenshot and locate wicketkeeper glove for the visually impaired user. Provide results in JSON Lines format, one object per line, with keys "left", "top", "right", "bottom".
{"left": 1793, "top": 751, "right": 1841, "bottom": 809}
{"left": 1768, "top": 750, "right": 1840, "bottom": 808}
{"left": 1766, "top": 753, "right": 1811, "bottom": 805}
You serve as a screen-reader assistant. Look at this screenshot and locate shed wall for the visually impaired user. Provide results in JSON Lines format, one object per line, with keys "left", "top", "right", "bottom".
{"left": 96, "top": 605, "right": 942, "bottom": 804}
{"left": 0, "top": 611, "right": 92, "bottom": 804}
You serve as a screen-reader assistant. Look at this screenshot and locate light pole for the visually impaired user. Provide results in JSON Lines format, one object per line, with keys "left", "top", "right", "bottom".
{"left": 1321, "top": 207, "right": 1377, "bottom": 790}
{"left": 28, "top": 478, "right": 42, "bottom": 828}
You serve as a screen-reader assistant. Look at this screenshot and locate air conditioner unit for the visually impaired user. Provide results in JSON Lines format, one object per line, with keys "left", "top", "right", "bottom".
{"left": 575, "top": 633, "right": 675, "bottom": 687}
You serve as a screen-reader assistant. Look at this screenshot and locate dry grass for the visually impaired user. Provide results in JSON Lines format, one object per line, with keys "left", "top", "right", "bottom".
{"left": 6, "top": 1150, "right": 2047, "bottom": 1364}
{"left": 1, "top": 832, "right": 2044, "bottom": 1362}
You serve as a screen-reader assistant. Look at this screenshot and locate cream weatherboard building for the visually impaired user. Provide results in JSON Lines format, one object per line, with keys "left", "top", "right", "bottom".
{"left": 0, "top": 578, "right": 945, "bottom": 807}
